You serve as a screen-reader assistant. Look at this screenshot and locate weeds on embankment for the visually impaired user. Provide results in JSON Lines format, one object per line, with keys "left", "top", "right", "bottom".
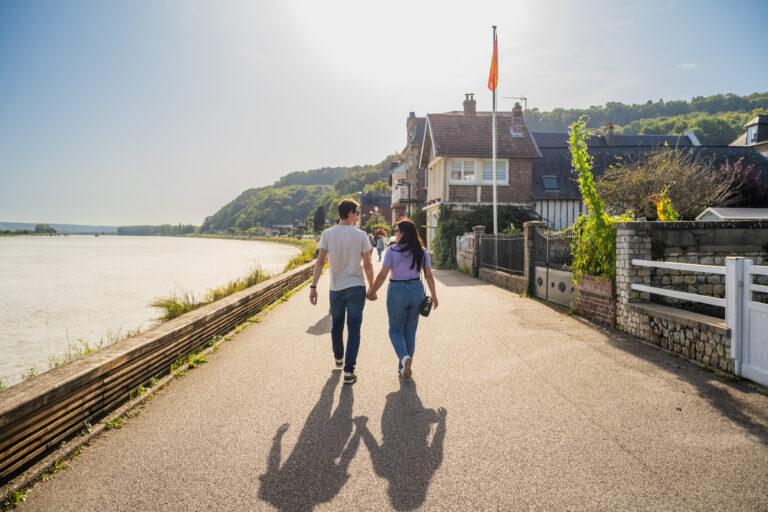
{"left": 151, "top": 237, "right": 316, "bottom": 321}
{"left": 282, "top": 239, "right": 317, "bottom": 272}
{"left": 151, "top": 266, "right": 271, "bottom": 321}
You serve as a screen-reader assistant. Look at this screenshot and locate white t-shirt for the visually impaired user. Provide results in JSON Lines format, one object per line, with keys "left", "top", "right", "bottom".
{"left": 318, "top": 225, "right": 372, "bottom": 291}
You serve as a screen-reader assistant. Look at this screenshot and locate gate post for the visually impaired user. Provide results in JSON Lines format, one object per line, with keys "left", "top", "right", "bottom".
{"left": 523, "top": 221, "right": 546, "bottom": 295}
{"left": 472, "top": 225, "right": 485, "bottom": 277}
{"left": 725, "top": 257, "right": 745, "bottom": 375}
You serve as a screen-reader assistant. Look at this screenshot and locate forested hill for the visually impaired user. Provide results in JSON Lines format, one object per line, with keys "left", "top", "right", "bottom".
{"left": 200, "top": 156, "right": 397, "bottom": 232}
{"left": 525, "top": 92, "right": 768, "bottom": 145}
{"left": 203, "top": 92, "right": 767, "bottom": 232}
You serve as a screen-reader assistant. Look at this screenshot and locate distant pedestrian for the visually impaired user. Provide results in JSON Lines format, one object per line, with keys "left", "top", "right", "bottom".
{"left": 310, "top": 199, "right": 375, "bottom": 385}
{"left": 376, "top": 236, "right": 385, "bottom": 262}
{"left": 367, "top": 218, "right": 438, "bottom": 379}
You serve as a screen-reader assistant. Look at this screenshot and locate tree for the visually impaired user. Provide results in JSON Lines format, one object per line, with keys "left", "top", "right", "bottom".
{"left": 312, "top": 206, "right": 326, "bottom": 233}
{"left": 363, "top": 213, "right": 388, "bottom": 234}
{"left": 363, "top": 180, "right": 391, "bottom": 193}
{"left": 34, "top": 224, "right": 56, "bottom": 234}
{"left": 595, "top": 148, "right": 739, "bottom": 220}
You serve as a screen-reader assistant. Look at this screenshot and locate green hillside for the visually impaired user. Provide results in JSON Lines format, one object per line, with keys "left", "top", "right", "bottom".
{"left": 526, "top": 92, "right": 768, "bottom": 145}
{"left": 201, "top": 156, "right": 397, "bottom": 233}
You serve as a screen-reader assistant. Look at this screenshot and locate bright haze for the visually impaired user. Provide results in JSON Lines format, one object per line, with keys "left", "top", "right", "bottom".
{"left": 1, "top": 0, "right": 765, "bottom": 225}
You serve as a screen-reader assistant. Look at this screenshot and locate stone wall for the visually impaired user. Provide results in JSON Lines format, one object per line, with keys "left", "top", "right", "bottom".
{"left": 479, "top": 268, "right": 528, "bottom": 294}
{"left": 573, "top": 275, "right": 616, "bottom": 327}
{"left": 456, "top": 233, "right": 477, "bottom": 273}
{"left": 648, "top": 221, "right": 768, "bottom": 316}
{"left": 615, "top": 221, "right": 738, "bottom": 373}
{"left": 646, "top": 310, "right": 732, "bottom": 372}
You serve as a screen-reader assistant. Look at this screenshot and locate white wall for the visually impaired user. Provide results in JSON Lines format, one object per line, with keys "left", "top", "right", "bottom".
{"left": 535, "top": 200, "right": 585, "bottom": 230}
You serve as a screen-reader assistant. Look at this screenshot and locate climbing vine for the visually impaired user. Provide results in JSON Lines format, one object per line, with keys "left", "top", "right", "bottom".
{"left": 569, "top": 117, "right": 632, "bottom": 281}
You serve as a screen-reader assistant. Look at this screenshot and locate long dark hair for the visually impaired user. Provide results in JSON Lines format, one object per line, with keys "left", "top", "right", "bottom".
{"left": 396, "top": 218, "right": 425, "bottom": 272}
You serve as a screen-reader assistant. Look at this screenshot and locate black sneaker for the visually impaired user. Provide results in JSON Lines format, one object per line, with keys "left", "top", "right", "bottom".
{"left": 335, "top": 358, "right": 343, "bottom": 368}
{"left": 343, "top": 372, "right": 357, "bottom": 385}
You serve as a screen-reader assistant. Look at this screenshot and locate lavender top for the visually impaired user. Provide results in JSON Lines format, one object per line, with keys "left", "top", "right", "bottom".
{"left": 383, "top": 245, "right": 431, "bottom": 280}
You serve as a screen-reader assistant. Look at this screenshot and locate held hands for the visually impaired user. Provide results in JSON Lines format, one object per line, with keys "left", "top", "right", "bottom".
{"left": 366, "top": 289, "right": 377, "bottom": 301}
{"left": 309, "top": 287, "right": 318, "bottom": 305}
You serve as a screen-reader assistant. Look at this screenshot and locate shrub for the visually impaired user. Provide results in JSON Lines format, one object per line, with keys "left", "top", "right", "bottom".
{"left": 655, "top": 186, "right": 680, "bottom": 221}
{"left": 595, "top": 147, "right": 740, "bottom": 219}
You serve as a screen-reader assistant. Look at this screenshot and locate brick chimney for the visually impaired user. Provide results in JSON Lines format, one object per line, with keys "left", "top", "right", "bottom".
{"left": 463, "top": 93, "right": 476, "bottom": 115}
{"left": 512, "top": 102, "right": 523, "bottom": 117}
{"left": 604, "top": 122, "right": 615, "bottom": 145}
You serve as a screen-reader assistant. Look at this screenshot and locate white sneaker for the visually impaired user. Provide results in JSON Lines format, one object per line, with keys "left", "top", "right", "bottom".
{"left": 400, "top": 356, "right": 412, "bottom": 379}
{"left": 335, "top": 358, "right": 343, "bottom": 368}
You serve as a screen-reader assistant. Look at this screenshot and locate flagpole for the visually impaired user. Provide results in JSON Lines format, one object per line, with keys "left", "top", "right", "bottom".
{"left": 491, "top": 25, "right": 498, "bottom": 235}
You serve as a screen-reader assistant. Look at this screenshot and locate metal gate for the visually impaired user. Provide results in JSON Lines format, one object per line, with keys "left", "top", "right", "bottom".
{"left": 533, "top": 228, "right": 575, "bottom": 306}
{"left": 728, "top": 259, "right": 768, "bottom": 387}
{"left": 479, "top": 235, "right": 525, "bottom": 275}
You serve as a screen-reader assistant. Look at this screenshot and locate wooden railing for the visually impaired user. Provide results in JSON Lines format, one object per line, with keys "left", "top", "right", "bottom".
{"left": 0, "top": 262, "right": 314, "bottom": 484}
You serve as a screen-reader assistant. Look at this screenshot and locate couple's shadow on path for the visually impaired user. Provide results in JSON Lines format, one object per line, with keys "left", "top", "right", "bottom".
{"left": 305, "top": 314, "right": 331, "bottom": 336}
{"left": 258, "top": 373, "right": 447, "bottom": 512}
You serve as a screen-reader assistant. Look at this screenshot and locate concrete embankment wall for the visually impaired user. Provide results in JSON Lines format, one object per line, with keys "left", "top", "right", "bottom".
{"left": 0, "top": 262, "right": 314, "bottom": 485}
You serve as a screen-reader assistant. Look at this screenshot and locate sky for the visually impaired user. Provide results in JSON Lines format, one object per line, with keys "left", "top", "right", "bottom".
{"left": 1, "top": 0, "right": 766, "bottom": 225}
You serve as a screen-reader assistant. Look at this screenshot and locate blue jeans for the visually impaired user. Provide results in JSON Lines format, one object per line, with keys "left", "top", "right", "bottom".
{"left": 329, "top": 286, "right": 366, "bottom": 373}
{"left": 386, "top": 280, "right": 424, "bottom": 369}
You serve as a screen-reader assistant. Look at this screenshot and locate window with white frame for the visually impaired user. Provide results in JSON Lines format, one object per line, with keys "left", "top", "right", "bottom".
{"left": 481, "top": 159, "right": 509, "bottom": 184}
{"left": 747, "top": 126, "right": 757, "bottom": 144}
{"left": 448, "top": 159, "right": 476, "bottom": 183}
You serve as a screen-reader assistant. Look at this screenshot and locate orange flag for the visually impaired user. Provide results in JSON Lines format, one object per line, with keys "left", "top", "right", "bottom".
{"left": 487, "top": 33, "right": 498, "bottom": 91}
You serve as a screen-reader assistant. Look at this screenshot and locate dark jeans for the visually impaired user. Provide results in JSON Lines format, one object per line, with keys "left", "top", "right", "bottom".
{"left": 329, "top": 286, "right": 366, "bottom": 373}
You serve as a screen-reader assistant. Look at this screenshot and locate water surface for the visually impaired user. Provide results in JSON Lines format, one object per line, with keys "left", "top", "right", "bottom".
{"left": 0, "top": 235, "right": 299, "bottom": 385}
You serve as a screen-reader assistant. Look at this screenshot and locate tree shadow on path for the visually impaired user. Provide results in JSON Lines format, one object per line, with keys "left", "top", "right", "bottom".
{"left": 258, "top": 371, "right": 360, "bottom": 512}
{"left": 355, "top": 379, "right": 447, "bottom": 511}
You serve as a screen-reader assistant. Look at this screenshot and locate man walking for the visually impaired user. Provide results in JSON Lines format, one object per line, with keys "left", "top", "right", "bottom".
{"left": 309, "top": 199, "right": 374, "bottom": 385}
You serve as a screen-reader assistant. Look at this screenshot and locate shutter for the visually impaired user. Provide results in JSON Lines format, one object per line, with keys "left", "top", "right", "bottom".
{"left": 483, "top": 160, "right": 507, "bottom": 183}
{"left": 482, "top": 160, "right": 493, "bottom": 181}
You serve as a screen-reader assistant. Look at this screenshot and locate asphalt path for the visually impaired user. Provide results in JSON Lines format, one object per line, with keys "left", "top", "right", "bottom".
{"left": 19, "top": 264, "right": 768, "bottom": 511}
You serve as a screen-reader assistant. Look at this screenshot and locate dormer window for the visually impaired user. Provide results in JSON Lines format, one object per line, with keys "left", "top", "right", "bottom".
{"left": 541, "top": 175, "right": 560, "bottom": 191}
{"left": 509, "top": 126, "right": 525, "bottom": 138}
{"left": 747, "top": 126, "right": 758, "bottom": 145}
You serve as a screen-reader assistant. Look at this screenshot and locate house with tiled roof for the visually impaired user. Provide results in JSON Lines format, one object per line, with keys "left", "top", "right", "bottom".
{"left": 532, "top": 125, "right": 700, "bottom": 228}
{"left": 532, "top": 123, "right": 768, "bottom": 228}
{"left": 416, "top": 97, "right": 768, "bottom": 242}
{"left": 419, "top": 95, "right": 541, "bottom": 249}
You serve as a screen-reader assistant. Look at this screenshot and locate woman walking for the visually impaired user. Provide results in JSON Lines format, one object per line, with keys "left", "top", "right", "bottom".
{"left": 376, "top": 235, "right": 386, "bottom": 262}
{"left": 366, "top": 219, "right": 438, "bottom": 379}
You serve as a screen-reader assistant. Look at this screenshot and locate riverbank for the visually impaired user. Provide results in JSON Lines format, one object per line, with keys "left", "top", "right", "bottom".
{"left": 0, "top": 236, "right": 303, "bottom": 389}
{"left": 189, "top": 234, "right": 317, "bottom": 272}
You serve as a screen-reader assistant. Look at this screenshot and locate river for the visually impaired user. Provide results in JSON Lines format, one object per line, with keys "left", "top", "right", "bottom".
{"left": 0, "top": 235, "right": 300, "bottom": 386}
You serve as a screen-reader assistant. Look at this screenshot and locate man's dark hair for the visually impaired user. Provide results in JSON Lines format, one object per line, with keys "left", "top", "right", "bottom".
{"left": 337, "top": 199, "right": 360, "bottom": 220}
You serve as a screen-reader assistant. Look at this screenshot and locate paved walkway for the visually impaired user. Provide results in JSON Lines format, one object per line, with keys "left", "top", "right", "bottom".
{"left": 20, "top": 265, "right": 768, "bottom": 511}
